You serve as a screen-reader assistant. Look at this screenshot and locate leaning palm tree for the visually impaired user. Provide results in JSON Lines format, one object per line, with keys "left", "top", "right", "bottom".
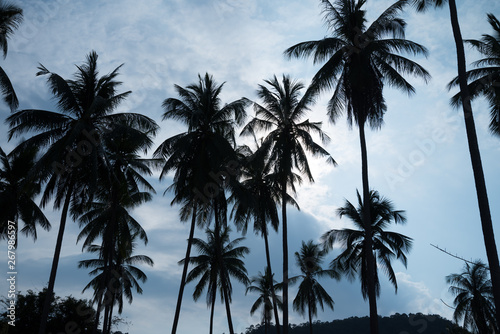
{"left": 181, "top": 226, "right": 249, "bottom": 334}
{"left": 246, "top": 267, "right": 283, "bottom": 334}
{"left": 79, "top": 240, "right": 154, "bottom": 334}
{"left": 242, "top": 74, "right": 335, "bottom": 334}
{"left": 449, "top": 13, "right": 500, "bottom": 136}
{"left": 154, "top": 73, "right": 248, "bottom": 334}
{"left": 291, "top": 240, "right": 338, "bottom": 334}
{"left": 0, "top": 1, "right": 22, "bottom": 111}
{"left": 322, "top": 190, "right": 412, "bottom": 329}
{"left": 6, "top": 51, "right": 158, "bottom": 334}
{"left": 0, "top": 146, "right": 49, "bottom": 242}
{"left": 285, "top": 1, "right": 429, "bottom": 332}
{"left": 447, "top": 261, "right": 498, "bottom": 334}
{"left": 411, "top": 0, "right": 500, "bottom": 327}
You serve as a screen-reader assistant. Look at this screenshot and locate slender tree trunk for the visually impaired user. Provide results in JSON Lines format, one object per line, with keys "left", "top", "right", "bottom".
{"left": 103, "top": 299, "right": 110, "bottom": 334}
{"left": 92, "top": 294, "right": 103, "bottom": 334}
{"left": 107, "top": 300, "right": 114, "bottom": 334}
{"left": 171, "top": 203, "right": 198, "bottom": 334}
{"left": 358, "top": 123, "right": 379, "bottom": 334}
{"left": 38, "top": 183, "right": 73, "bottom": 334}
{"left": 262, "top": 222, "right": 281, "bottom": 334}
{"left": 308, "top": 295, "right": 313, "bottom": 334}
{"left": 210, "top": 288, "right": 216, "bottom": 334}
{"left": 281, "top": 180, "right": 289, "bottom": 334}
{"left": 222, "top": 280, "right": 235, "bottom": 334}
{"left": 448, "top": 0, "right": 500, "bottom": 328}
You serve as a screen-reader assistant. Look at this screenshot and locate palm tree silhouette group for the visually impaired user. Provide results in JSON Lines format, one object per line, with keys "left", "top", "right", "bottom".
{"left": 1, "top": 0, "right": 500, "bottom": 334}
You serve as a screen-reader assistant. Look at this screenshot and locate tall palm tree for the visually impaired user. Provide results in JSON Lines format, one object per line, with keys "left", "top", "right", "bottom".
{"left": 230, "top": 143, "right": 291, "bottom": 333}
{"left": 322, "top": 190, "right": 412, "bottom": 323}
{"left": 0, "top": 146, "right": 49, "bottom": 242}
{"left": 246, "top": 267, "right": 283, "bottom": 334}
{"left": 447, "top": 261, "right": 498, "bottom": 334}
{"left": 0, "top": 1, "right": 22, "bottom": 111}
{"left": 449, "top": 13, "right": 500, "bottom": 136}
{"left": 242, "top": 74, "right": 335, "bottom": 334}
{"left": 291, "top": 240, "right": 338, "bottom": 334}
{"left": 284, "top": 1, "right": 429, "bottom": 332}
{"left": 181, "top": 226, "right": 249, "bottom": 334}
{"left": 79, "top": 241, "right": 154, "bottom": 334}
{"left": 6, "top": 51, "right": 158, "bottom": 334}
{"left": 411, "top": 0, "right": 500, "bottom": 327}
{"left": 154, "top": 73, "right": 248, "bottom": 334}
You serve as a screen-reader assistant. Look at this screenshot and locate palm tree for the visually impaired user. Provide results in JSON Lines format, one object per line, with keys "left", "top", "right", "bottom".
{"left": 79, "top": 241, "right": 154, "bottom": 334}
{"left": 242, "top": 74, "right": 335, "bottom": 334}
{"left": 230, "top": 143, "right": 289, "bottom": 333}
{"left": 6, "top": 51, "right": 158, "bottom": 334}
{"left": 0, "top": 146, "right": 49, "bottom": 242}
{"left": 322, "top": 190, "right": 412, "bottom": 324}
{"left": 181, "top": 226, "right": 249, "bottom": 334}
{"left": 449, "top": 13, "right": 500, "bottom": 136}
{"left": 246, "top": 267, "right": 283, "bottom": 334}
{"left": 447, "top": 261, "right": 498, "bottom": 334}
{"left": 284, "top": 1, "right": 429, "bottom": 332}
{"left": 291, "top": 240, "right": 338, "bottom": 334}
{"left": 411, "top": 0, "right": 500, "bottom": 328}
{"left": 154, "top": 73, "right": 248, "bottom": 334}
{"left": 0, "top": 1, "right": 22, "bottom": 111}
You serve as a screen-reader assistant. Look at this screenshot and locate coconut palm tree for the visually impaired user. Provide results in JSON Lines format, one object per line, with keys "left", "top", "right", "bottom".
{"left": 6, "top": 51, "right": 158, "bottom": 334}
{"left": 246, "top": 267, "right": 283, "bottom": 334}
{"left": 411, "top": 0, "right": 500, "bottom": 328}
{"left": 79, "top": 240, "right": 154, "bottom": 334}
{"left": 284, "top": 1, "right": 429, "bottom": 332}
{"left": 449, "top": 13, "right": 500, "bottom": 136}
{"left": 181, "top": 226, "right": 249, "bottom": 334}
{"left": 0, "top": 1, "right": 22, "bottom": 111}
{"left": 322, "top": 190, "right": 412, "bottom": 323}
{"left": 242, "top": 74, "right": 335, "bottom": 334}
{"left": 291, "top": 240, "right": 338, "bottom": 334}
{"left": 154, "top": 73, "right": 248, "bottom": 334}
{"left": 0, "top": 146, "right": 49, "bottom": 242}
{"left": 447, "top": 261, "right": 498, "bottom": 334}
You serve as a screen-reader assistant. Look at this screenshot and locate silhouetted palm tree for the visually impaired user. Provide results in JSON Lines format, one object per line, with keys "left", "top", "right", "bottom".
{"left": 79, "top": 240, "right": 154, "bottom": 334}
{"left": 411, "top": 0, "right": 500, "bottom": 327}
{"left": 291, "top": 240, "right": 338, "bottom": 334}
{"left": 285, "top": 1, "right": 429, "bottom": 332}
{"left": 242, "top": 74, "right": 335, "bottom": 334}
{"left": 322, "top": 190, "right": 412, "bottom": 316}
{"left": 182, "top": 226, "right": 249, "bottom": 334}
{"left": 6, "top": 51, "right": 158, "bottom": 334}
{"left": 246, "top": 267, "right": 283, "bottom": 334}
{"left": 0, "top": 1, "right": 22, "bottom": 111}
{"left": 0, "top": 146, "right": 49, "bottom": 242}
{"left": 447, "top": 261, "right": 498, "bottom": 334}
{"left": 154, "top": 73, "right": 248, "bottom": 334}
{"left": 449, "top": 13, "right": 500, "bottom": 136}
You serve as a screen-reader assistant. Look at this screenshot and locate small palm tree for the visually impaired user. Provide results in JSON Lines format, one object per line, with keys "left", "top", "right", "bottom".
{"left": 446, "top": 261, "right": 498, "bottom": 334}
{"left": 291, "top": 240, "right": 337, "bottom": 334}
{"left": 246, "top": 267, "right": 283, "bottom": 334}
{"left": 411, "top": 0, "right": 500, "bottom": 327}
{"left": 154, "top": 73, "right": 248, "bottom": 334}
{"left": 242, "top": 74, "right": 335, "bottom": 334}
{"left": 322, "top": 190, "right": 412, "bottom": 304}
{"left": 0, "top": 146, "right": 49, "bottom": 242}
{"left": 182, "top": 226, "right": 249, "bottom": 334}
{"left": 449, "top": 13, "right": 500, "bottom": 136}
{"left": 0, "top": 1, "right": 22, "bottom": 110}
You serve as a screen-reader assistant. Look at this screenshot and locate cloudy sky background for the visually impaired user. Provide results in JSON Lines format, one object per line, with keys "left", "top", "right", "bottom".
{"left": 1, "top": 0, "right": 500, "bottom": 333}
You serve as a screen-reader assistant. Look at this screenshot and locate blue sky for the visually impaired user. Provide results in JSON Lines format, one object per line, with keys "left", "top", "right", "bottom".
{"left": 1, "top": 0, "right": 500, "bottom": 333}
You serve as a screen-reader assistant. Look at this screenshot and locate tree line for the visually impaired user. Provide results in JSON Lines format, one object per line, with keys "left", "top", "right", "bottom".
{"left": 1, "top": 0, "right": 500, "bottom": 334}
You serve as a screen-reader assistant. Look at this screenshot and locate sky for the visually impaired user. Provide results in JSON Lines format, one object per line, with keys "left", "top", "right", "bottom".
{"left": 1, "top": 0, "right": 500, "bottom": 333}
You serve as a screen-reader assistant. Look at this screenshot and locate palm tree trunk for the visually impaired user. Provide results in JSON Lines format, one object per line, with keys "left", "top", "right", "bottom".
{"left": 38, "top": 183, "right": 73, "bottom": 334}
{"left": 103, "top": 301, "right": 110, "bottom": 334}
{"left": 210, "top": 288, "right": 216, "bottom": 334}
{"left": 281, "top": 181, "right": 289, "bottom": 334}
{"left": 92, "top": 294, "right": 103, "bottom": 334}
{"left": 107, "top": 301, "right": 114, "bottom": 334}
{"left": 171, "top": 202, "right": 198, "bottom": 334}
{"left": 262, "top": 221, "right": 281, "bottom": 334}
{"left": 308, "top": 295, "right": 313, "bottom": 334}
{"left": 222, "top": 279, "right": 236, "bottom": 334}
{"left": 447, "top": 0, "right": 500, "bottom": 327}
{"left": 358, "top": 123, "right": 379, "bottom": 334}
